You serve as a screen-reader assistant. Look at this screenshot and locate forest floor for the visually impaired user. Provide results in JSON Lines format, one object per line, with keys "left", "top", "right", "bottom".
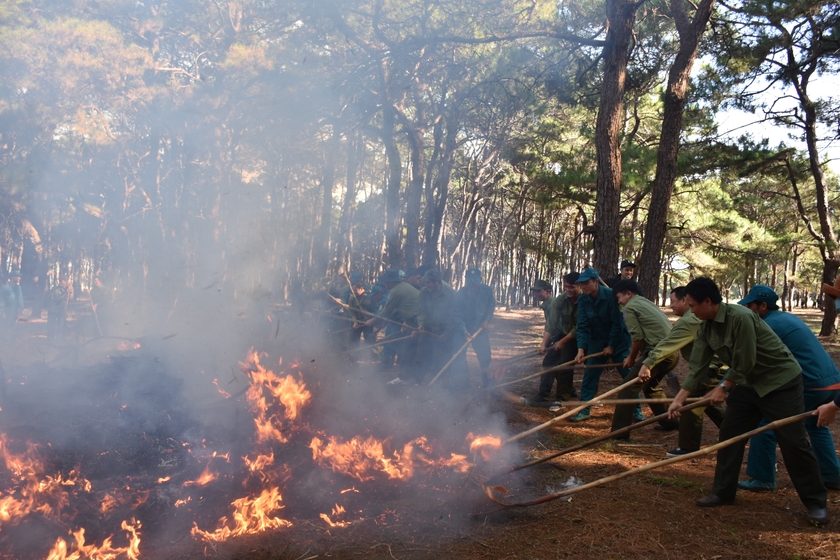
{"left": 3, "top": 304, "right": 840, "bottom": 559}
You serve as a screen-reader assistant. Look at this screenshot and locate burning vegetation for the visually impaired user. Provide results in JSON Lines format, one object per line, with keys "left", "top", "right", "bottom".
{"left": 0, "top": 345, "right": 511, "bottom": 559}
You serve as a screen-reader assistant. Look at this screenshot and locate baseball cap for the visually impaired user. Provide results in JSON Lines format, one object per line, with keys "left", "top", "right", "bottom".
{"left": 576, "top": 268, "right": 600, "bottom": 283}
{"left": 465, "top": 268, "right": 481, "bottom": 284}
{"left": 738, "top": 284, "right": 778, "bottom": 306}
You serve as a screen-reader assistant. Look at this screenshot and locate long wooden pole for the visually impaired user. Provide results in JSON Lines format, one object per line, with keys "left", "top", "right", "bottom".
{"left": 505, "top": 398, "right": 713, "bottom": 474}
{"left": 490, "top": 354, "right": 610, "bottom": 391}
{"left": 482, "top": 410, "right": 814, "bottom": 510}
{"left": 428, "top": 328, "right": 484, "bottom": 386}
{"left": 322, "top": 289, "right": 421, "bottom": 332}
{"left": 546, "top": 398, "right": 705, "bottom": 407}
{"left": 503, "top": 375, "right": 641, "bottom": 444}
{"left": 344, "top": 334, "right": 412, "bottom": 353}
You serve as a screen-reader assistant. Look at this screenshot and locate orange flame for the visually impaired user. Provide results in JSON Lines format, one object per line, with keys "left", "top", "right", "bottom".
{"left": 243, "top": 351, "right": 311, "bottom": 444}
{"left": 467, "top": 433, "right": 502, "bottom": 460}
{"left": 309, "top": 435, "right": 419, "bottom": 482}
{"left": 190, "top": 488, "right": 291, "bottom": 542}
{"left": 183, "top": 465, "right": 217, "bottom": 487}
{"left": 45, "top": 518, "right": 141, "bottom": 560}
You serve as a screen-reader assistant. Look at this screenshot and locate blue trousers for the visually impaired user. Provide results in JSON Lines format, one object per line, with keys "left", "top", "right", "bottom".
{"left": 579, "top": 352, "right": 631, "bottom": 414}
{"left": 745, "top": 388, "right": 840, "bottom": 485}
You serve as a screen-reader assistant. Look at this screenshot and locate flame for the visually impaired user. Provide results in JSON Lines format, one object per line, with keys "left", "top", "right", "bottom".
{"left": 0, "top": 436, "right": 92, "bottom": 525}
{"left": 45, "top": 519, "right": 141, "bottom": 560}
{"left": 212, "top": 378, "right": 231, "bottom": 399}
{"left": 309, "top": 435, "right": 419, "bottom": 482}
{"left": 183, "top": 464, "right": 217, "bottom": 487}
{"left": 191, "top": 488, "right": 291, "bottom": 542}
{"left": 243, "top": 350, "right": 311, "bottom": 444}
{"left": 467, "top": 433, "right": 502, "bottom": 460}
{"left": 320, "top": 504, "right": 352, "bottom": 527}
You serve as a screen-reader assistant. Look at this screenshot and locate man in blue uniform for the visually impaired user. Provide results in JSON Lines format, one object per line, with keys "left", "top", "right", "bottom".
{"left": 738, "top": 284, "right": 840, "bottom": 492}
{"left": 572, "top": 268, "right": 632, "bottom": 422}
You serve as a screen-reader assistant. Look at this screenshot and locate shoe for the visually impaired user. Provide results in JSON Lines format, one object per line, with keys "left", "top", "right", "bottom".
{"left": 386, "top": 377, "right": 405, "bottom": 385}
{"left": 737, "top": 479, "right": 776, "bottom": 492}
{"left": 825, "top": 481, "right": 840, "bottom": 491}
{"left": 654, "top": 422, "right": 679, "bottom": 432}
{"left": 568, "top": 411, "right": 590, "bottom": 422}
{"left": 634, "top": 410, "right": 645, "bottom": 422}
{"left": 696, "top": 494, "right": 734, "bottom": 507}
{"left": 666, "top": 447, "right": 697, "bottom": 457}
{"left": 548, "top": 402, "right": 563, "bottom": 413}
{"left": 807, "top": 507, "right": 828, "bottom": 526}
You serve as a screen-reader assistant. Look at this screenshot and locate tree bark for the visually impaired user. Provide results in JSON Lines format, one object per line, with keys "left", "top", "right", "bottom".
{"left": 637, "top": 0, "right": 716, "bottom": 299}
{"left": 593, "top": 0, "right": 639, "bottom": 278}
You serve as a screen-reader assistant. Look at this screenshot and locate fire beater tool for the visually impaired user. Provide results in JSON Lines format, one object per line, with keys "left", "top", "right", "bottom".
{"left": 503, "top": 375, "right": 642, "bottom": 444}
{"left": 500, "top": 397, "right": 714, "bottom": 475}
{"left": 322, "top": 289, "right": 422, "bottom": 332}
{"left": 478, "top": 409, "right": 815, "bottom": 511}
{"left": 428, "top": 328, "right": 484, "bottom": 386}
{"left": 488, "top": 352, "right": 609, "bottom": 392}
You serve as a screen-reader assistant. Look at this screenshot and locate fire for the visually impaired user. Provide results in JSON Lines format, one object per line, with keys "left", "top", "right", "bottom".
{"left": 243, "top": 350, "right": 311, "bottom": 444}
{"left": 0, "top": 436, "right": 92, "bottom": 524}
{"left": 183, "top": 464, "right": 217, "bottom": 487}
{"left": 191, "top": 487, "right": 292, "bottom": 542}
{"left": 309, "top": 435, "right": 419, "bottom": 482}
{"left": 320, "top": 503, "right": 352, "bottom": 528}
{"left": 45, "top": 519, "right": 141, "bottom": 560}
{"left": 468, "top": 433, "right": 503, "bottom": 460}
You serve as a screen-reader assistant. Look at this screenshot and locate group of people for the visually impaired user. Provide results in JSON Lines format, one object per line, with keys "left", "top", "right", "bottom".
{"left": 0, "top": 270, "right": 91, "bottom": 339}
{"left": 526, "top": 264, "right": 840, "bottom": 525}
{"left": 328, "top": 266, "right": 495, "bottom": 390}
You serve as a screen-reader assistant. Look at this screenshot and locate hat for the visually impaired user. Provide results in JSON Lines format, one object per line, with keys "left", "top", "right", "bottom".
{"left": 531, "top": 279, "right": 551, "bottom": 292}
{"left": 576, "top": 268, "right": 600, "bottom": 283}
{"left": 380, "top": 269, "right": 402, "bottom": 284}
{"left": 465, "top": 268, "right": 481, "bottom": 284}
{"left": 421, "top": 269, "right": 441, "bottom": 283}
{"left": 370, "top": 285, "right": 386, "bottom": 297}
{"left": 620, "top": 260, "right": 636, "bottom": 269}
{"left": 8, "top": 270, "right": 20, "bottom": 277}
{"left": 349, "top": 272, "right": 363, "bottom": 285}
{"left": 738, "top": 284, "right": 778, "bottom": 306}
{"left": 823, "top": 275, "right": 840, "bottom": 299}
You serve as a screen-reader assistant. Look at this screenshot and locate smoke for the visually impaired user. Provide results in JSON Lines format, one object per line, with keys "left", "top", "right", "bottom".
{"left": 0, "top": 302, "right": 520, "bottom": 558}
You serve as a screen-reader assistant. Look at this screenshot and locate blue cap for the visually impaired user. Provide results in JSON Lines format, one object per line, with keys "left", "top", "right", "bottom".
{"left": 349, "top": 272, "right": 363, "bottom": 284}
{"left": 576, "top": 268, "right": 599, "bottom": 283}
{"left": 370, "top": 285, "right": 386, "bottom": 296}
{"left": 380, "top": 269, "right": 402, "bottom": 283}
{"left": 738, "top": 284, "right": 778, "bottom": 306}
{"left": 465, "top": 267, "right": 481, "bottom": 284}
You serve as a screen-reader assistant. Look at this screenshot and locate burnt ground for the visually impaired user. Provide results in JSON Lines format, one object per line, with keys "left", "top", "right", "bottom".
{"left": 2, "top": 306, "right": 840, "bottom": 559}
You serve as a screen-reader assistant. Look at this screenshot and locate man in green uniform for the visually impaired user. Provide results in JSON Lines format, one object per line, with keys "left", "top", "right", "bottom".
{"left": 526, "top": 273, "right": 581, "bottom": 407}
{"left": 610, "top": 279, "right": 679, "bottom": 434}
{"left": 637, "top": 286, "right": 725, "bottom": 457}
{"left": 416, "top": 269, "right": 467, "bottom": 390}
{"left": 667, "top": 277, "right": 827, "bottom": 525}
{"left": 364, "top": 269, "right": 420, "bottom": 385}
